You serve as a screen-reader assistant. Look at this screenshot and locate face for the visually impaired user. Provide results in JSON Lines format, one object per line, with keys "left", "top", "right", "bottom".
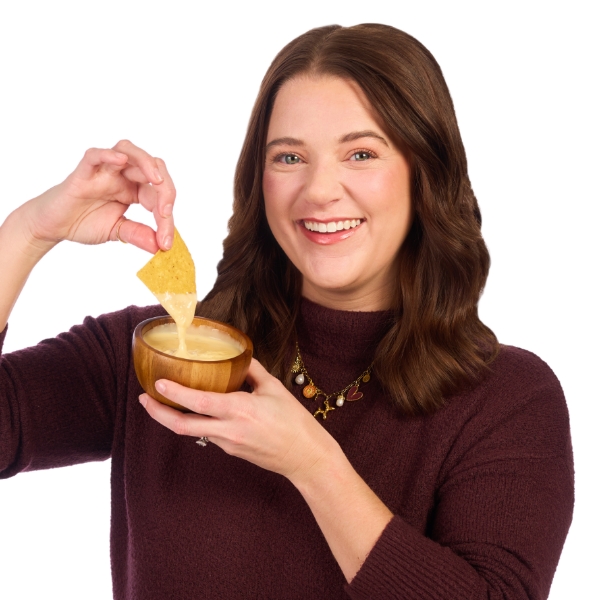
{"left": 263, "top": 75, "right": 412, "bottom": 311}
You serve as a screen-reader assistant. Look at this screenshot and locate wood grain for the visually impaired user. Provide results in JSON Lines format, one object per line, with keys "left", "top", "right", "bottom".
{"left": 133, "top": 316, "right": 253, "bottom": 411}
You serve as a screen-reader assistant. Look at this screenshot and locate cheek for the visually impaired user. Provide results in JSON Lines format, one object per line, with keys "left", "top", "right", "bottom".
{"left": 262, "top": 173, "right": 295, "bottom": 248}
{"left": 346, "top": 167, "right": 411, "bottom": 215}
{"left": 262, "top": 171, "right": 305, "bottom": 226}
{"left": 262, "top": 172, "right": 281, "bottom": 231}
{"left": 347, "top": 166, "right": 412, "bottom": 249}
{"left": 262, "top": 170, "right": 277, "bottom": 203}
{"left": 262, "top": 171, "right": 291, "bottom": 211}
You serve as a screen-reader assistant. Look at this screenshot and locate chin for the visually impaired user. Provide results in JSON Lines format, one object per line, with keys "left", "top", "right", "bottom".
{"left": 301, "top": 269, "right": 363, "bottom": 296}
{"left": 301, "top": 252, "right": 362, "bottom": 277}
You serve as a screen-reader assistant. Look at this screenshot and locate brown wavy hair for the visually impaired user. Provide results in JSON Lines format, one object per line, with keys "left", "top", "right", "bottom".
{"left": 201, "top": 23, "right": 499, "bottom": 414}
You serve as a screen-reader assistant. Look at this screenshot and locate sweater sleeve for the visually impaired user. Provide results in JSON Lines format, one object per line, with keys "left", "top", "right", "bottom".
{"left": 0, "top": 305, "right": 162, "bottom": 478}
{"left": 346, "top": 349, "right": 574, "bottom": 600}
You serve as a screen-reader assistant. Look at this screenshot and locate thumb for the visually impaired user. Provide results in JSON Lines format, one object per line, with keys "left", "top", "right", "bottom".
{"left": 245, "top": 358, "right": 271, "bottom": 389}
{"left": 112, "top": 219, "right": 160, "bottom": 254}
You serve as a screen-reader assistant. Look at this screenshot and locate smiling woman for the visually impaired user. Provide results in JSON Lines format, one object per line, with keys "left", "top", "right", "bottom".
{"left": 0, "top": 23, "right": 573, "bottom": 600}
{"left": 202, "top": 25, "right": 497, "bottom": 416}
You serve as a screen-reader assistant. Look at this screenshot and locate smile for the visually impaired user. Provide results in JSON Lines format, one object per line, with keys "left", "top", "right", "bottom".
{"left": 302, "top": 219, "right": 363, "bottom": 233}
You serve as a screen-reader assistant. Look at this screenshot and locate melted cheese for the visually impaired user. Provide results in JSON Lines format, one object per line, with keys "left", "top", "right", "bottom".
{"left": 144, "top": 322, "right": 243, "bottom": 361}
{"left": 153, "top": 291, "right": 197, "bottom": 357}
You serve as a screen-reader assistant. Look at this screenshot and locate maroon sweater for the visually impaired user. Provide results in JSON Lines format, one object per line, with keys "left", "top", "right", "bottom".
{"left": 0, "top": 299, "right": 573, "bottom": 599}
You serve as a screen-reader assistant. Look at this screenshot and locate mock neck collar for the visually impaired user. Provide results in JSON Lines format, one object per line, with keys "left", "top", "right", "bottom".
{"left": 295, "top": 297, "right": 394, "bottom": 392}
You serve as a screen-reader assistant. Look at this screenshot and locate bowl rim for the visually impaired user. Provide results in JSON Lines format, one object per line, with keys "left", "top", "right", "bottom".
{"left": 133, "top": 315, "right": 253, "bottom": 364}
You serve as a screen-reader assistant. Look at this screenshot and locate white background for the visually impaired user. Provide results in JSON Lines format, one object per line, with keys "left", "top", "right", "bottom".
{"left": 0, "top": 1, "right": 597, "bottom": 598}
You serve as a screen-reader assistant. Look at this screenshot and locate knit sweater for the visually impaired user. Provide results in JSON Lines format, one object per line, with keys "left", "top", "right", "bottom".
{"left": 0, "top": 299, "right": 574, "bottom": 599}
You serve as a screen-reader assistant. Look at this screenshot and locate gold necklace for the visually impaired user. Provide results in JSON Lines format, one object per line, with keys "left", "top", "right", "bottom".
{"left": 291, "top": 342, "right": 373, "bottom": 420}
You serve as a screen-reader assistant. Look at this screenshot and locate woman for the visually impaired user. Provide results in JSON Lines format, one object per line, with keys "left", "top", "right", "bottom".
{"left": 0, "top": 24, "right": 573, "bottom": 599}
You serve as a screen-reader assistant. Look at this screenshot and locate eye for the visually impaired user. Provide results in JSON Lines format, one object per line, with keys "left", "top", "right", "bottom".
{"left": 350, "top": 150, "right": 376, "bottom": 161}
{"left": 275, "top": 153, "right": 302, "bottom": 165}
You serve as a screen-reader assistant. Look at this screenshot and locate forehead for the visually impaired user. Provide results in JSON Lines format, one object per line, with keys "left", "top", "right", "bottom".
{"left": 267, "top": 75, "right": 383, "bottom": 139}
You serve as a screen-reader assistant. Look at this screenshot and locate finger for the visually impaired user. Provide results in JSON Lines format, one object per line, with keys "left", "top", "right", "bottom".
{"left": 123, "top": 160, "right": 175, "bottom": 251}
{"left": 110, "top": 218, "right": 160, "bottom": 254}
{"left": 154, "top": 379, "right": 227, "bottom": 418}
{"left": 245, "top": 358, "right": 273, "bottom": 389}
{"left": 139, "top": 393, "right": 219, "bottom": 439}
{"left": 152, "top": 158, "right": 176, "bottom": 250}
{"left": 76, "top": 148, "right": 129, "bottom": 179}
{"left": 112, "top": 139, "right": 164, "bottom": 185}
{"left": 121, "top": 164, "right": 176, "bottom": 218}
{"left": 119, "top": 165, "right": 147, "bottom": 184}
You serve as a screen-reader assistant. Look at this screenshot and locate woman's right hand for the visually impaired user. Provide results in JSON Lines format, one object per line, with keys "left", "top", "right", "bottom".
{"left": 22, "top": 139, "right": 176, "bottom": 254}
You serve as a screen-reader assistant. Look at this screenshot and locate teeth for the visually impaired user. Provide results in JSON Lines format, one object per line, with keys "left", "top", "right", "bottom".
{"left": 303, "top": 219, "right": 362, "bottom": 233}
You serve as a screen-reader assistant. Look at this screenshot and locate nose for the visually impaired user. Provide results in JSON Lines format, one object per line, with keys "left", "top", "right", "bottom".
{"left": 303, "top": 160, "right": 343, "bottom": 206}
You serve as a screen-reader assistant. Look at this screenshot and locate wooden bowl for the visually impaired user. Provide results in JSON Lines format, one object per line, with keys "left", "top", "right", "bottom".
{"left": 133, "top": 316, "right": 253, "bottom": 411}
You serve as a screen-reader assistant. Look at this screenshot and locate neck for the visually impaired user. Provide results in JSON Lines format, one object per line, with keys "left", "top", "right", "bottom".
{"left": 295, "top": 297, "right": 394, "bottom": 394}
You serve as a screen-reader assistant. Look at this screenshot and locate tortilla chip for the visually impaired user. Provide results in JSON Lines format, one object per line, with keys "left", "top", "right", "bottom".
{"left": 137, "top": 228, "right": 196, "bottom": 295}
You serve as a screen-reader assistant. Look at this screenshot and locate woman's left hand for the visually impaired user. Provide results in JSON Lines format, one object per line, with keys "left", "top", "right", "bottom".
{"left": 138, "top": 358, "right": 339, "bottom": 482}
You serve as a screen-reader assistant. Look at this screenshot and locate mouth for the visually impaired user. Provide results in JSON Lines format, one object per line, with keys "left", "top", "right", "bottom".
{"left": 301, "top": 219, "right": 364, "bottom": 233}
{"left": 297, "top": 218, "right": 365, "bottom": 246}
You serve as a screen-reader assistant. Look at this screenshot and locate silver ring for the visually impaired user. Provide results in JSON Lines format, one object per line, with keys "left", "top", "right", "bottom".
{"left": 196, "top": 437, "right": 209, "bottom": 447}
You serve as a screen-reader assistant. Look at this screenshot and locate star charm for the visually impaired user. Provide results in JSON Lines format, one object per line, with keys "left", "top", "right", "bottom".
{"left": 313, "top": 399, "right": 335, "bottom": 420}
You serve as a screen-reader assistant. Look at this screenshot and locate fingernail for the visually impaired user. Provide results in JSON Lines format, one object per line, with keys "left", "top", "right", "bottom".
{"left": 162, "top": 204, "right": 173, "bottom": 217}
{"left": 139, "top": 394, "right": 147, "bottom": 407}
{"left": 156, "top": 380, "right": 166, "bottom": 393}
{"left": 163, "top": 236, "right": 172, "bottom": 250}
{"left": 115, "top": 152, "right": 128, "bottom": 160}
{"left": 154, "top": 169, "right": 164, "bottom": 183}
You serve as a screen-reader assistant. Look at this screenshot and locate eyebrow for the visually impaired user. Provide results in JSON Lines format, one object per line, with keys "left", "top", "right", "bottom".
{"left": 338, "top": 130, "right": 389, "bottom": 146}
{"left": 265, "top": 137, "right": 305, "bottom": 151}
{"left": 265, "top": 130, "right": 389, "bottom": 151}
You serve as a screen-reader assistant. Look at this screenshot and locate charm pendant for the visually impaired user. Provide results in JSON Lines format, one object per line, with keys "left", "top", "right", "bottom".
{"left": 314, "top": 399, "right": 335, "bottom": 420}
{"left": 303, "top": 384, "right": 317, "bottom": 398}
{"left": 345, "top": 385, "right": 363, "bottom": 401}
{"left": 294, "top": 373, "right": 305, "bottom": 385}
{"left": 291, "top": 356, "right": 302, "bottom": 374}
{"left": 336, "top": 395, "right": 345, "bottom": 407}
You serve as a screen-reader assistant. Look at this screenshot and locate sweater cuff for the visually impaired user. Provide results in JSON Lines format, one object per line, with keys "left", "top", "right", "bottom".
{"left": 345, "top": 516, "right": 479, "bottom": 600}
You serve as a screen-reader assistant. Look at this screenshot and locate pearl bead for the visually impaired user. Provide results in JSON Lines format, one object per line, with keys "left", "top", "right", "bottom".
{"left": 336, "top": 395, "right": 345, "bottom": 407}
{"left": 295, "top": 373, "right": 305, "bottom": 385}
